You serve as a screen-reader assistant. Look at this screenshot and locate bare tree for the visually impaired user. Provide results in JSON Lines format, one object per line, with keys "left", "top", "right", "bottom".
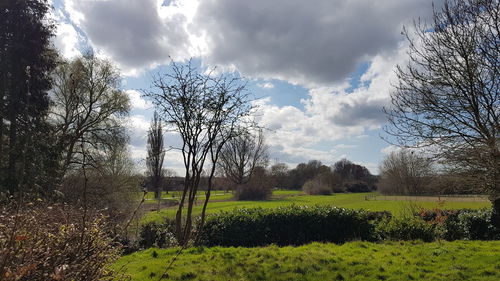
{"left": 146, "top": 111, "right": 165, "bottom": 200}
{"left": 50, "top": 54, "right": 130, "bottom": 180}
{"left": 384, "top": 0, "right": 499, "bottom": 218}
{"left": 378, "top": 149, "right": 434, "bottom": 195}
{"left": 144, "top": 60, "right": 255, "bottom": 244}
{"left": 218, "top": 130, "right": 269, "bottom": 186}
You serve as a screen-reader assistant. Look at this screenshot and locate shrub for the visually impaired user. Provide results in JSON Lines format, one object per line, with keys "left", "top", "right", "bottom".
{"left": 199, "top": 205, "right": 378, "bottom": 247}
{"left": 344, "top": 181, "right": 372, "bottom": 193}
{"left": 417, "top": 208, "right": 499, "bottom": 240}
{"left": 302, "top": 179, "right": 332, "bottom": 195}
{"left": 139, "top": 220, "right": 177, "bottom": 248}
{"left": 0, "top": 201, "right": 120, "bottom": 281}
{"left": 453, "top": 209, "right": 498, "bottom": 240}
{"left": 234, "top": 184, "right": 272, "bottom": 201}
{"left": 376, "top": 216, "right": 440, "bottom": 242}
{"left": 366, "top": 211, "right": 392, "bottom": 221}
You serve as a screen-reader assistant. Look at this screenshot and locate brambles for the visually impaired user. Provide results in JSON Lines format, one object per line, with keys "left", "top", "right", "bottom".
{"left": 0, "top": 201, "right": 120, "bottom": 281}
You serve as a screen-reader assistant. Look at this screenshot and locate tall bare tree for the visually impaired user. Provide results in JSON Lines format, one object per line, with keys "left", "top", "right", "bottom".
{"left": 384, "top": 0, "right": 499, "bottom": 221}
{"left": 218, "top": 130, "right": 269, "bottom": 186}
{"left": 144, "top": 60, "right": 255, "bottom": 244}
{"left": 146, "top": 111, "right": 165, "bottom": 200}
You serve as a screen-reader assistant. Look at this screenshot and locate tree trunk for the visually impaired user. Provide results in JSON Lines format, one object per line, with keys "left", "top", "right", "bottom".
{"left": 7, "top": 116, "right": 17, "bottom": 194}
{"left": 491, "top": 195, "right": 500, "bottom": 229}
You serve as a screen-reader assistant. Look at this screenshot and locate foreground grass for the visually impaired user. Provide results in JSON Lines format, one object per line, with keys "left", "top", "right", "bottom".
{"left": 113, "top": 240, "right": 500, "bottom": 281}
{"left": 142, "top": 192, "right": 490, "bottom": 224}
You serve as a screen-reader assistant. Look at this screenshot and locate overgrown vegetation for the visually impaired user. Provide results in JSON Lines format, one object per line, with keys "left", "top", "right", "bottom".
{"left": 0, "top": 201, "right": 120, "bottom": 280}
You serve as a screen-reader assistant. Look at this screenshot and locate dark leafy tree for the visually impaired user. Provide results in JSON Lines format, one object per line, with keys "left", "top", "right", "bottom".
{"left": 384, "top": 0, "right": 500, "bottom": 223}
{"left": 269, "top": 162, "right": 290, "bottom": 188}
{"left": 333, "top": 159, "right": 372, "bottom": 183}
{"left": 146, "top": 111, "right": 165, "bottom": 200}
{"left": 288, "top": 160, "right": 330, "bottom": 189}
{"left": 0, "top": 0, "right": 57, "bottom": 195}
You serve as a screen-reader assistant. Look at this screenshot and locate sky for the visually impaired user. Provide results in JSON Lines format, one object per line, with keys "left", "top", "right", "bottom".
{"left": 49, "top": 0, "right": 442, "bottom": 175}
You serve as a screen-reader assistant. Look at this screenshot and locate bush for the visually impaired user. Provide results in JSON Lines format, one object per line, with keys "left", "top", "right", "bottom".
{"left": 234, "top": 184, "right": 272, "bottom": 201}
{"left": 302, "top": 179, "right": 332, "bottom": 195}
{"left": 199, "top": 205, "right": 378, "bottom": 247}
{"left": 376, "top": 216, "right": 440, "bottom": 242}
{"left": 417, "top": 208, "right": 499, "bottom": 240}
{"left": 139, "top": 220, "right": 177, "bottom": 248}
{"left": 0, "top": 201, "right": 120, "bottom": 281}
{"left": 344, "top": 181, "right": 372, "bottom": 193}
{"left": 456, "top": 209, "right": 498, "bottom": 240}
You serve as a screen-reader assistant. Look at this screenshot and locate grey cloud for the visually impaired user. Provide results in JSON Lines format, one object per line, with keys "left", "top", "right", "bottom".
{"left": 194, "top": 0, "right": 440, "bottom": 86}
{"left": 328, "top": 98, "right": 387, "bottom": 127}
{"left": 68, "top": 0, "right": 189, "bottom": 72}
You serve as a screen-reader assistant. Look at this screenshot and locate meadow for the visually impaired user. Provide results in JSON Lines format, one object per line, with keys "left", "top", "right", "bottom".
{"left": 113, "top": 240, "right": 500, "bottom": 281}
{"left": 141, "top": 190, "right": 491, "bottom": 224}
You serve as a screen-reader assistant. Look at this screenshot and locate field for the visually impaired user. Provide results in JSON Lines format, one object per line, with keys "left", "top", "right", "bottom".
{"left": 141, "top": 191, "right": 491, "bottom": 224}
{"left": 113, "top": 240, "right": 500, "bottom": 281}
{"left": 143, "top": 191, "right": 233, "bottom": 204}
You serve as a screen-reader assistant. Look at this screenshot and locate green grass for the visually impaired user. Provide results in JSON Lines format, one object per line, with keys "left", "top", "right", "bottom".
{"left": 112, "top": 240, "right": 500, "bottom": 280}
{"left": 141, "top": 192, "right": 490, "bottom": 224}
{"left": 143, "top": 191, "right": 234, "bottom": 205}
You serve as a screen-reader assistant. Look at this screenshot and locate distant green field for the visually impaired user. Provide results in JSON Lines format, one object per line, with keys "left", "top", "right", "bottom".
{"left": 141, "top": 191, "right": 490, "bottom": 224}
{"left": 113, "top": 240, "right": 500, "bottom": 281}
{"left": 142, "top": 191, "right": 234, "bottom": 204}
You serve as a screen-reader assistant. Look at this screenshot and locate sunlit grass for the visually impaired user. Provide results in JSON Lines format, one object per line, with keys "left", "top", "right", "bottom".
{"left": 141, "top": 191, "right": 490, "bottom": 224}
{"left": 112, "top": 240, "right": 500, "bottom": 281}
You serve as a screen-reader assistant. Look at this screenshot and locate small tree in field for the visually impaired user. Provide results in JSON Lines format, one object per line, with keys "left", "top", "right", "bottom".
{"left": 384, "top": 0, "right": 500, "bottom": 224}
{"left": 218, "top": 130, "right": 269, "bottom": 186}
{"left": 379, "top": 149, "right": 434, "bottom": 195}
{"left": 146, "top": 112, "right": 165, "bottom": 200}
{"left": 144, "top": 60, "right": 255, "bottom": 244}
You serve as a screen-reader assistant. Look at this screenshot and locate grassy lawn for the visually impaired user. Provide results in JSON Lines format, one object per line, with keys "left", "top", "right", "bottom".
{"left": 113, "top": 240, "right": 500, "bottom": 281}
{"left": 141, "top": 191, "right": 491, "bottom": 224}
{"left": 143, "top": 191, "right": 234, "bottom": 204}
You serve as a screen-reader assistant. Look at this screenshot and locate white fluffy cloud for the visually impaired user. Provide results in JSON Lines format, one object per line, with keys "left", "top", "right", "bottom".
{"left": 125, "top": 90, "right": 153, "bottom": 110}
{"left": 255, "top": 42, "right": 409, "bottom": 163}
{"left": 257, "top": 82, "right": 275, "bottom": 89}
{"left": 53, "top": 22, "right": 81, "bottom": 58}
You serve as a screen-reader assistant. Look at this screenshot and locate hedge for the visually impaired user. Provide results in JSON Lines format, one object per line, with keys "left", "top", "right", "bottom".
{"left": 137, "top": 207, "right": 498, "bottom": 249}
{"left": 198, "top": 205, "right": 387, "bottom": 247}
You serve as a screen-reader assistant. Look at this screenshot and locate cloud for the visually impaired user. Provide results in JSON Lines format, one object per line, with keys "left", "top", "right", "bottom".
{"left": 125, "top": 114, "right": 150, "bottom": 148}
{"left": 257, "top": 82, "right": 275, "bottom": 89}
{"left": 381, "top": 145, "right": 401, "bottom": 155}
{"left": 65, "top": 0, "right": 192, "bottom": 75}
{"left": 53, "top": 22, "right": 81, "bottom": 58}
{"left": 125, "top": 90, "right": 153, "bottom": 110}
{"left": 255, "top": 42, "right": 409, "bottom": 164}
{"left": 335, "top": 144, "right": 357, "bottom": 149}
{"left": 193, "top": 0, "right": 440, "bottom": 87}
{"left": 59, "top": 0, "right": 441, "bottom": 83}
